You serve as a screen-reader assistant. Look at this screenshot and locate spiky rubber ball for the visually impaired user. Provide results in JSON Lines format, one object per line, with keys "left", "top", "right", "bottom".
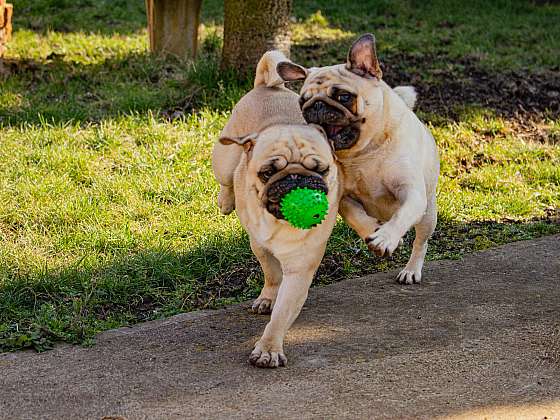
{"left": 280, "top": 187, "right": 329, "bottom": 229}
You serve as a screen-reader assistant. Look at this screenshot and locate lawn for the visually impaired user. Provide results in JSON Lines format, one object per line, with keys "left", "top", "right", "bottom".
{"left": 0, "top": 0, "right": 559, "bottom": 352}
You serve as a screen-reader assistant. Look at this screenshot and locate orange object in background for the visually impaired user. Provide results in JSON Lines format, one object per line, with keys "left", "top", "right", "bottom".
{"left": 0, "top": 0, "right": 13, "bottom": 57}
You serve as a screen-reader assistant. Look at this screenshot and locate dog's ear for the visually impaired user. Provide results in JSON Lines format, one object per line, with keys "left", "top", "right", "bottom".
{"left": 277, "top": 61, "right": 308, "bottom": 82}
{"left": 346, "top": 33, "right": 383, "bottom": 80}
{"left": 219, "top": 133, "right": 257, "bottom": 154}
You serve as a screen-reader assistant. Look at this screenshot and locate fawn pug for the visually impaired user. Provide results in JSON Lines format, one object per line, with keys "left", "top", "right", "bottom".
{"left": 212, "top": 51, "right": 341, "bottom": 367}
{"left": 278, "top": 34, "right": 440, "bottom": 284}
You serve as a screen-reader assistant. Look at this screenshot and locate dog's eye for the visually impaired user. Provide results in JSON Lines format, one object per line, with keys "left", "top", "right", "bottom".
{"left": 298, "top": 96, "right": 306, "bottom": 109}
{"left": 317, "top": 166, "right": 329, "bottom": 176}
{"left": 337, "top": 93, "right": 352, "bottom": 103}
{"left": 258, "top": 167, "right": 276, "bottom": 183}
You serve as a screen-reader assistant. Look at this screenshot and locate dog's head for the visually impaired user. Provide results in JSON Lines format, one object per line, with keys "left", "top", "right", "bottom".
{"left": 277, "top": 34, "right": 390, "bottom": 153}
{"left": 219, "top": 124, "right": 336, "bottom": 219}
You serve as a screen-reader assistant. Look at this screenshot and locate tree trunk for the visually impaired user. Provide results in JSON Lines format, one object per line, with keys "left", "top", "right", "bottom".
{"left": 0, "top": 1, "right": 13, "bottom": 58}
{"left": 146, "top": 0, "right": 201, "bottom": 59}
{"left": 221, "top": 0, "right": 292, "bottom": 75}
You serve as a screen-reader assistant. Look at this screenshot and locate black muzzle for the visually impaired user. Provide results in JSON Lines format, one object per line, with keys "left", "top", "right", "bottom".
{"left": 266, "top": 174, "right": 328, "bottom": 219}
{"left": 302, "top": 100, "right": 361, "bottom": 150}
{"left": 302, "top": 100, "right": 347, "bottom": 125}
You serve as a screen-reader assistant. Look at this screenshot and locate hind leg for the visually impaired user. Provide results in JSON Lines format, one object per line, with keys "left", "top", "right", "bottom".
{"left": 396, "top": 196, "right": 437, "bottom": 284}
{"left": 212, "top": 141, "right": 242, "bottom": 215}
{"left": 217, "top": 185, "right": 235, "bottom": 215}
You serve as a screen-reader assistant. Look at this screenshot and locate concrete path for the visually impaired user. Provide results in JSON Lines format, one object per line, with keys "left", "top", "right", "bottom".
{"left": 1, "top": 235, "right": 559, "bottom": 420}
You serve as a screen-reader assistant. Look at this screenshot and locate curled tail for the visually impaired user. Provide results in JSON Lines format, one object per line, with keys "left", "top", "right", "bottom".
{"left": 393, "top": 86, "right": 417, "bottom": 110}
{"left": 254, "top": 50, "right": 290, "bottom": 88}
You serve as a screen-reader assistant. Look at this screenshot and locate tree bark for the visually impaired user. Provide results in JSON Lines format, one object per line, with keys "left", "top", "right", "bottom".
{"left": 221, "top": 0, "right": 292, "bottom": 75}
{"left": 146, "top": 0, "right": 201, "bottom": 59}
{"left": 0, "top": 1, "right": 13, "bottom": 58}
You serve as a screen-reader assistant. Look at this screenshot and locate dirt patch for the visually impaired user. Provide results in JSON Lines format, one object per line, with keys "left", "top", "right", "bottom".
{"left": 382, "top": 53, "right": 560, "bottom": 124}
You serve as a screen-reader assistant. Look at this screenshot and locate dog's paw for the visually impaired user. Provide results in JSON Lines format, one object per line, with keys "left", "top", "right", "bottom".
{"left": 396, "top": 256, "right": 424, "bottom": 285}
{"left": 249, "top": 342, "right": 287, "bottom": 368}
{"left": 396, "top": 268, "right": 422, "bottom": 285}
{"left": 365, "top": 224, "right": 402, "bottom": 257}
{"left": 251, "top": 297, "right": 273, "bottom": 314}
{"left": 218, "top": 187, "right": 235, "bottom": 215}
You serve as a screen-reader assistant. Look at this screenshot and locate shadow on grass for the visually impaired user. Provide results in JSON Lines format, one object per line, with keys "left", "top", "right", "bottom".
{"left": 1, "top": 213, "right": 558, "bottom": 352}
{"left": 4, "top": 0, "right": 558, "bottom": 128}
{"left": 0, "top": 50, "right": 252, "bottom": 127}
{"left": 12, "top": 0, "right": 147, "bottom": 36}
{"left": 0, "top": 230, "right": 254, "bottom": 352}
{"left": 2, "top": 43, "right": 559, "bottom": 133}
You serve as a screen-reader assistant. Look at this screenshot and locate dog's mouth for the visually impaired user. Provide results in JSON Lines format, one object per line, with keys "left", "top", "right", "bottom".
{"left": 302, "top": 100, "right": 361, "bottom": 150}
{"left": 321, "top": 123, "right": 361, "bottom": 150}
{"left": 324, "top": 124, "right": 345, "bottom": 138}
{"left": 265, "top": 173, "right": 328, "bottom": 219}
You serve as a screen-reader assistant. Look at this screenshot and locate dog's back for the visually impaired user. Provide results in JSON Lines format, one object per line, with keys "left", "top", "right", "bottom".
{"left": 213, "top": 51, "right": 304, "bottom": 214}
{"left": 221, "top": 51, "right": 305, "bottom": 138}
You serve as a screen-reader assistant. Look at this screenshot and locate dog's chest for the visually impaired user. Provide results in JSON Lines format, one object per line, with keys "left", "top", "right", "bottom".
{"left": 341, "top": 159, "right": 399, "bottom": 221}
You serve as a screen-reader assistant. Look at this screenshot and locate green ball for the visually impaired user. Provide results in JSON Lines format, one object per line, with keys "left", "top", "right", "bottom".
{"left": 280, "top": 187, "right": 329, "bottom": 229}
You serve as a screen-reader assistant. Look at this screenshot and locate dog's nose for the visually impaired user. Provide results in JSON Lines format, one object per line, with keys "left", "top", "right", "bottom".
{"left": 313, "top": 101, "right": 326, "bottom": 111}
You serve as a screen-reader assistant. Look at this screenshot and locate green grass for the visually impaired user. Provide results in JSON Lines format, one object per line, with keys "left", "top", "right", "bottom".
{"left": 292, "top": 0, "right": 560, "bottom": 69}
{"left": 0, "top": 0, "right": 559, "bottom": 352}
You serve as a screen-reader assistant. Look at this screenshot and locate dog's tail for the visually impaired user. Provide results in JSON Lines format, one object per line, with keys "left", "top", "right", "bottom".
{"left": 393, "top": 86, "right": 417, "bottom": 110}
{"left": 254, "top": 50, "right": 290, "bottom": 89}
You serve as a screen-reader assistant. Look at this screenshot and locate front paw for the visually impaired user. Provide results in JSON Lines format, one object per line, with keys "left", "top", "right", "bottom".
{"left": 249, "top": 341, "right": 287, "bottom": 368}
{"left": 365, "top": 224, "right": 402, "bottom": 257}
{"left": 396, "top": 268, "right": 422, "bottom": 284}
{"left": 396, "top": 256, "right": 424, "bottom": 285}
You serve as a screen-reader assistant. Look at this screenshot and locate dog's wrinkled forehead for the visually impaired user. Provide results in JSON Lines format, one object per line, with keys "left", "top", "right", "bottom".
{"left": 301, "top": 65, "right": 358, "bottom": 101}
{"left": 253, "top": 126, "right": 332, "bottom": 162}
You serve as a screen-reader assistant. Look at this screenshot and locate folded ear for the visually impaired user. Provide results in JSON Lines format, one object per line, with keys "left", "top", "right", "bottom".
{"left": 277, "top": 61, "right": 308, "bottom": 82}
{"left": 219, "top": 133, "right": 257, "bottom": 154}
{"left": 346, "top": 33, "right": 383, "bottom": 80}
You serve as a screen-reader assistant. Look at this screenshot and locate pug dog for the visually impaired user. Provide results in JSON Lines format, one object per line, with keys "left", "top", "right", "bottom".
{"left": 277, "top": 34, "right": 440, "bottom": 285}
{"left": 212, "top": 51, "right": 341, "bottom": 367}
